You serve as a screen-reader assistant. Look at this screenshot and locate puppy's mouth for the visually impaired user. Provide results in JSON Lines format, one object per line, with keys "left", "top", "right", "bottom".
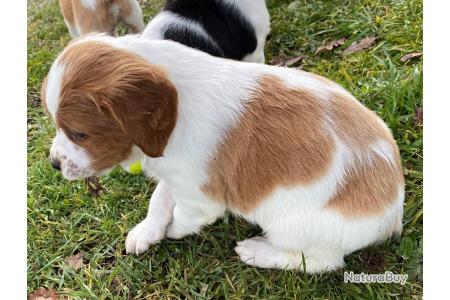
{"left": 61, "top": 160, "right": 95, "bottom": 181}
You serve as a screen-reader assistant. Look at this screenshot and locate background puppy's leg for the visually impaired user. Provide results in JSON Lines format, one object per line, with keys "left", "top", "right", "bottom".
{"left": 121, "top": 0, "right": 145, "bottom": 33}
{"left": 125, "top": 180, "right": 175, "bottom": 254}
{"left": 59, "top": 0, "right": 79, "bottom": 37}
{"left": 65, "top": 22, "right": 80, "bottom": 38}
{"left": 166, "top": 198, "right": 226, "bottom": 240}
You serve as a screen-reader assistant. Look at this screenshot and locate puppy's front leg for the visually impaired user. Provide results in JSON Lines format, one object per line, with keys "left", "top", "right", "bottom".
{"left": 166, "top": 198, "right": 225, "bottom": 239}
{"left": 125, "top": 180, "right": 175, "bottom": 254}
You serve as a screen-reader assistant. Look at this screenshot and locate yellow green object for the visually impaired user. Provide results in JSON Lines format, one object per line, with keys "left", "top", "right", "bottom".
{"left": 129, "top": 161, "right": 142, "bottom": 174}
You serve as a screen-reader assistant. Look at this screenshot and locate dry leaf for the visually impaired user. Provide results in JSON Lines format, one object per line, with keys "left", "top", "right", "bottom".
{"left": 85, "top": 176, "right": 103, "bottom": 197}
{"left": 65, "top": 252, "right": 84, "bottom": 270}
{"left": 270, "top": 56, "right": 286, "bottom": 66}
{"left": 315, "top": 37, "right": 347, "bottom": 54}
{"left": 400, "top": 52, "right": 422, "bottom": 62}
{"left": 270, "top": 55, "right": 304, "bottom": 67}
{"left": 28, "top": 288, "right": 59, "bottom": 300}
{"left": 284, "top": 55, "right": 304, "bottom": 67}
{"left": 342, "top": 36, "right": 377, "bottom": 56}
{"left": 414, "top": 106, "right": 423, "bottom": 126}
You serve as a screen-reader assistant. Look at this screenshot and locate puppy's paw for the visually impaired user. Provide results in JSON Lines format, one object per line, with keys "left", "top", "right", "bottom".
{"left": 125, "top": 219, "right": 165, "bottom": 255}
{"left": 235, "top": 237, "right": 288, "bottom": 269}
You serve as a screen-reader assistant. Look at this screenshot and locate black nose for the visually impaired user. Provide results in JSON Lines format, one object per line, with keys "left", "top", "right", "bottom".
{"left": 51, "top": 159, "right": 61, "bottom": 171}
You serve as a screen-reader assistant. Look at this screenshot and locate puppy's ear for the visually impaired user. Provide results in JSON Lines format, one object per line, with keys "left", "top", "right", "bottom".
{"left": 60, "top": 41, "right": 178, "bottom": 157}
{"left": 61, "top": 42, "right": 178, "bottom": 157}
{"left": 102, "top": 61, "right": 178, "bottom": 158}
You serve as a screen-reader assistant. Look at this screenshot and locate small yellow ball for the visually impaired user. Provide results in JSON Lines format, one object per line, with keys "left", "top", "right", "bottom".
{"left": 129, "top": 161, "right": 142, "bottom": 174}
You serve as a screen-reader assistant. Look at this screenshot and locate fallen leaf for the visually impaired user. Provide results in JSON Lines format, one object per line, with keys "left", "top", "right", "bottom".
{"left": 400, "top": 52, "right": 423, "bottom": 62}
{"left": 85, "top": 176, "right": 103, "bottom": 198}
{"left": 65, "top": 252, "right": 84, "bottom": 270}
{"left": 28, "top": 288, "right": 59, "bottom": 300}
{"left": 342, "top": 36, "right": 377, "bottom": 56}
{"left": 315, "top": 37, "right": 347, "bottom": 54}
{"left": 270, "top": 55, "right": 304, "bottom": 67}
{"left": 284, "top": 55, "right": 304, "bottom": 67}
{"left": 414, "top": 106, "right": 423, "bottom": 126}
{"left": 270, "top": 56, "right": 286, "bottom": 66}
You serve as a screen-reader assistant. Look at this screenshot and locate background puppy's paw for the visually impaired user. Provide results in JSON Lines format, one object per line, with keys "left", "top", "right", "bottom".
{"left": 125, "top": 219, "right": 165, "bottom": 255}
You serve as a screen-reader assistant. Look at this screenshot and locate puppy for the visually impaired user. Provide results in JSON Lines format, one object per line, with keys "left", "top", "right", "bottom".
{"left": 42, "top": 34, "right": 404, "bottom": 273}
{"left": 143, "top": 0, "right": 270, "bottom": 63}
{"left": 59, "top": 0, "right": 145, "bottom": 37}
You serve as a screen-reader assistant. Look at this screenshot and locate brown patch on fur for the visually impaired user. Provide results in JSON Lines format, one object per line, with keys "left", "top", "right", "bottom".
{"left": 325, "top": 151, "right": 403, "bottom": 217}
{"left": 59, "top": 0, "right": 142, "bottom": 36}
{"left": 325, "top": 93, "right": 404, "bottom": 217}
{"left": 202, "top": 76, "right": 335, "bottom": 213}
{"left": 56, "top": 41, "right": 177, "bottom": 171}
{"left": 203, "top": 74, "right": 403, "bottom": 217}
{"left": 331, "top": 93, "right": 392, "bottom": 148}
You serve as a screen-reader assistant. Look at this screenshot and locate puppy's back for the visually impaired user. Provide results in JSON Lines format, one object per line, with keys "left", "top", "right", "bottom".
{"left": 161, "top": 0, "right": 258, "bottom": 60}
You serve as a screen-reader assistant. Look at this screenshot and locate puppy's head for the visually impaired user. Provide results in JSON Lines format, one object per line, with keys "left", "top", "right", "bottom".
{"left": 41, "top": 39, "right": 177, "bottom": 180}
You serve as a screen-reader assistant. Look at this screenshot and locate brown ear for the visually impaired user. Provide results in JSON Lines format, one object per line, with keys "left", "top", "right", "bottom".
{"left": 107, "top": 66, "right": 178, "bottom": 157}
{"left": 60, "top": 41, "right": 178, "bottom": 157}
{"left": 101, "top": 61, "right": 178, "bottom": 158}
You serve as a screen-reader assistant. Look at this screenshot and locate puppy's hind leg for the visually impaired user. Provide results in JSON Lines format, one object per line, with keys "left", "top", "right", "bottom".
{"left": 64, "top": 21, "right": 80, "bottom": 38}
{"left": 235, "top": 237, "right": 345, "bottom": 273}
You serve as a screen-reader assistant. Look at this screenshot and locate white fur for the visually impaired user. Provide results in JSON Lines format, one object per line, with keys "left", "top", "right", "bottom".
{"left": 46, "top": 62, "right": 65, "bottom": 119}
{"left": 140, "top": 11, "right": 169, "bottom": 40}
{"left": 369, "top": 139, "right": 398, "bottom": 166}
{"left": 80, "top": 0, "right": 97, "bottom": 11}
{"left": 46, "top": 35, "right": 404, "bottom": 273}
{"left": 142, "top": 0, "right": 270, "bottom": 63}
{"left": 64, "top": 20, "right": 80, "bottom": 37}
{"left": 50, "top": 130, "right": 94, "bottom": 180}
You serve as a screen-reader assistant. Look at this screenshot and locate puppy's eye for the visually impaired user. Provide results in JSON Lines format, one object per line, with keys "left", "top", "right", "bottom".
{"left": 72, "top": 132, "right": 87, "bottom": 141}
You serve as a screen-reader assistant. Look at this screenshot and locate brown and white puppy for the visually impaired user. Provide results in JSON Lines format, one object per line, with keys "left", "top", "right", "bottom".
{"left": 59, "top": 0, "right": 145, "bottom": 37}
{"left": 42, "top": 34, "right": 404, "bottom": 273}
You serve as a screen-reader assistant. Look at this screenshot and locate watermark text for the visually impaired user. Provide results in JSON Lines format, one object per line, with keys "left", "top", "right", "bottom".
{"left": 344, "top": 271, "right": 408, "bottom": 285}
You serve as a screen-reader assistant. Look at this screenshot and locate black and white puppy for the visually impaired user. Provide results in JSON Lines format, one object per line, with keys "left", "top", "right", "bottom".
{"left": 142, "top": 0, "right": 270, "bottom": 63}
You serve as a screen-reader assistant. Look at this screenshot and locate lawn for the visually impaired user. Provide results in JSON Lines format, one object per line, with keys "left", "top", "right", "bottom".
{"left": 27, "top": 0, "right": 423, "bottom": 298}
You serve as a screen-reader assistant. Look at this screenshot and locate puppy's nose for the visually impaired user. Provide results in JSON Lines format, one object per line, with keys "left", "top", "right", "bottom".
{"left": 51, "top": 159, "right": 61, "bottom": 171}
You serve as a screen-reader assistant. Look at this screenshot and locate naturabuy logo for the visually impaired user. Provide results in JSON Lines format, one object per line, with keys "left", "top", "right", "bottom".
{"left": 344, "top": 271, "right": 408, "bottom": 285}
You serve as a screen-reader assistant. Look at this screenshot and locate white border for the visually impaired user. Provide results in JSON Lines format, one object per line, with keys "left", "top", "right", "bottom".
{"left": 1, "top": 0, "right": 441, "bottom": 297}
{"left": 0, "top": 0, "right": 27, "bottom": 298}
{"left": 424, "top": 0, "right": 450, "bottom": 298}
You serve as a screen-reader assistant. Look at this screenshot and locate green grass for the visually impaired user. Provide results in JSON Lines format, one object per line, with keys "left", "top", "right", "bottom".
{"left": 27, "top": 0, "right": 423, "bottom": 298}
